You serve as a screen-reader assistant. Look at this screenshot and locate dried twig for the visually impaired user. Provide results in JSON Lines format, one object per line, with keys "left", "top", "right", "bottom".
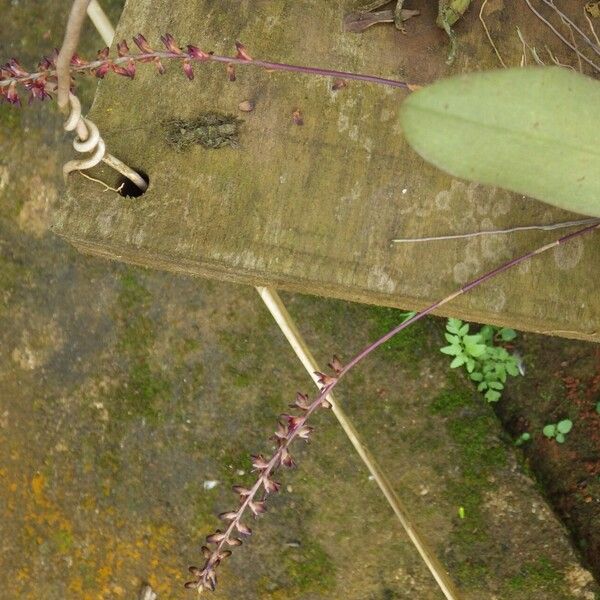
{"left": 584, "top": 8, "right": 600, "bottom": 48}
{"left": 392, "top": 218, "right": 600, "bottom": 244}
{"left": 545, "top": 44, "right": 576, "bottom": 70}
{"left": 523, "top": 0, "right": 600, "bottom": 72}
{"left": 35, "top": 1, "right": 148, "bottom": 192}
{"left": 540, "top": 0, "right": 600, "bottom": 57}
{"left": 86, "top": 0, "right": 114, "bottom": 46}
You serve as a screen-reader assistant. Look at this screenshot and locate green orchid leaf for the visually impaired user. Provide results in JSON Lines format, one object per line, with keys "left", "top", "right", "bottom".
{"left": 400, "top": 67, "right": 600, "bottom": 217}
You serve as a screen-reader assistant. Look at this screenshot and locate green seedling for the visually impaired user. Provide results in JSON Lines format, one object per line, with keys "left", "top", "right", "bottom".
{"left": 440, "top": 318, "right": 521, "bottom": 402}
{"left": 542, "top": 419, "right": 573, "bottom": 444}
{"left": 514, "top": 432, "right": 531, "bottom": 447}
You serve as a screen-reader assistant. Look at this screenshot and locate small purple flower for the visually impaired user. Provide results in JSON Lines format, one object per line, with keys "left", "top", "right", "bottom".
{"left": 5, "top": 82, "right": 20, "bottom": 106}
{"left": 182, "top": 59, "right": 194, "bottom": 81}
{"left": 116, "top": 39, "right": 130, "bottom": 57}
{"left": 112, "top": 59, "right": 136, "bottom": 79}
{"left": 133, "top": 33, "right": 153, "bottom": 54}
{"left": 160, "top": 33, "right": 182, "bottom": 55}
{"left": 235, "top": 41, "right": 252, "bottom": 61}
{"left": 187, "top": 45, "right": 210, "bottom": 61}
{"left": 69, "top": 53, "right": 88, "bottom": 67}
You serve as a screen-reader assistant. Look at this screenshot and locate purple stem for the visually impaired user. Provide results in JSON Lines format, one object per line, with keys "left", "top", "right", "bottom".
{"left": 344, "top": 221, "right": 600, "bottom": 372}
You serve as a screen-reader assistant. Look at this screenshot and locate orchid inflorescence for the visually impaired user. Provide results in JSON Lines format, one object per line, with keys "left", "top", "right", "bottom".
{"left": 0, "top": 33, "right": 413, "bottom": 107}
{"left": 184, "top": 360, "right": 341, "bottom": 593}
{"left": 0, "top": 34, "right": 234, "bottom": 106}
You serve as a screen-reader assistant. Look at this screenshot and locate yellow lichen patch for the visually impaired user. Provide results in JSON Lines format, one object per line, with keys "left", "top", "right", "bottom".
{"left": 25, "top": 472, "right": 74, "bottom": 554}
{"left": 52, "top": 515, "right": 187, "bottom": 598}
{"left": 68, "top": 576, "right": 84, "bottom": 596}
{"left": 31, "top": 472, "right": 45, "bottom": 499}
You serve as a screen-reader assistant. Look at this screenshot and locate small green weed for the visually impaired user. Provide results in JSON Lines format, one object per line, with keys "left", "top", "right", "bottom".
{"left": 542, "top": 419, "right": 573, "bottom": 444}
{"left": 514, "top": 432, "right": 531, "bottom": 447}
{"left": 440, "top": 318, "right": 521, "bottom": 402}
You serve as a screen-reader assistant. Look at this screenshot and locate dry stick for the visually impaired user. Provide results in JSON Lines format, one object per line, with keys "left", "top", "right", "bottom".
{"left": 517, "top": 27, "right": 530, "bottom": 66}
{"left": 540, "top": 0, "right": 600, "bottom": 57}
{"left": 516, "top": 26, "right": 548, "bottom": 66}
{"left": 192, "top": 222, "right": 600, "bottom": 593}
{"left": 86, "top": 0, "right": 114, "bottom": 46}
{"left": 523, "top": 0, "right": 600, "bottom": 72}
{"left": 584, "top": 9, "right": 600, "bottom": 48}
{"left": 545, "top": 44, "right": 576, "bottom": 69}
{"left": 392, "top": 218, "right": 599, "bottom": 243}
{"left": 82, "top": 2, "right": 149, "bottom": 191}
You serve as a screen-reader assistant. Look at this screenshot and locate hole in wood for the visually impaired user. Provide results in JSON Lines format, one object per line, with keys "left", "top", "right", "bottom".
{"left": 118, "top": 170, "right": 149, "bottom": 198}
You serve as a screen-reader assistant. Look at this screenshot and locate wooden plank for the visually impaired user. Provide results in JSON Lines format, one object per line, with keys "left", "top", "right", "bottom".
{"left": 54, "top": 0, "right": 600, "bottom": 341}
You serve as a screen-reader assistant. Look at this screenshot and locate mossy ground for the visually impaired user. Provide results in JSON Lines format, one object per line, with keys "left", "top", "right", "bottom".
{"left": 495, "top": 333, "right": 600, "bottom": 584}
{"left": 0, "top": 2, "right": 598, "bottom": 598}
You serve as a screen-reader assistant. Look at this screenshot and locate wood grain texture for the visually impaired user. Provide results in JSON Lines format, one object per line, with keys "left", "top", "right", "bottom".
{"left": 54, "top": 0, "right": 600, "bottom": 341}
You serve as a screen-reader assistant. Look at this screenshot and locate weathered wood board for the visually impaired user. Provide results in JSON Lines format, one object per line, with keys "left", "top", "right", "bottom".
{"left": 54, "top": 0, "right": 600, "bottom": 341}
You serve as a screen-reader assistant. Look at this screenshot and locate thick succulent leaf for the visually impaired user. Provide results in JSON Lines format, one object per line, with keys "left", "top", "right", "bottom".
{"left": 400, "top": 67, "right": 600, "bottom": 217}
